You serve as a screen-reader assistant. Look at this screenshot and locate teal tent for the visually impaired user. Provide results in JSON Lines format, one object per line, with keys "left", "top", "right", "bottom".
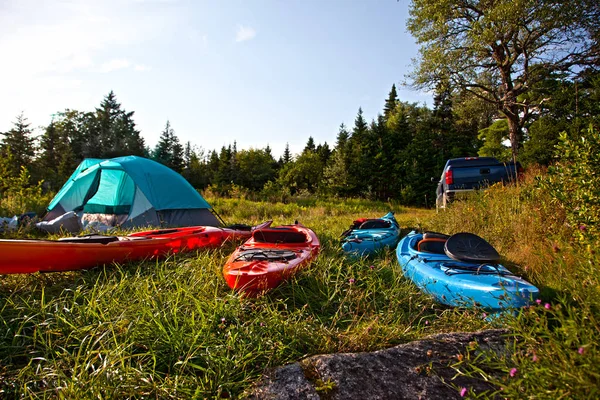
{"left": 43, "top": 156, "right": 220, "bottom": 228}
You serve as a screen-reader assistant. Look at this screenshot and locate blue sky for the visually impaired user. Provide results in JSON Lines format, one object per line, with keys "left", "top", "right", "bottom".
{"left": 0, "top": 0, "right": 431, "bottom": 158}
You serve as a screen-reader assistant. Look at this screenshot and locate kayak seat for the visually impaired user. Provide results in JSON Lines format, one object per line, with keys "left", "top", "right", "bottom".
{"left": 225, "top": 223, "right": 252, "bottom": 231}
{"left": 418, "top": 237, "right": 447, "bottom": 254}
{"left": 58, "top": 235, "right": 120, "bottom": 244}
{"left": 236, "top": 249, "right": 297, "bottom": 262}
{"left": 358, "top": 219, "right": 392, "bottom": 230}
{"left": 253, "top": 229, "right": 307, "bottom": 244}
{"left": 445, "top": 232, "right": 501, "bottom": 263}
{"left": 423, "top": 231, "right": 450, "bottom": 240}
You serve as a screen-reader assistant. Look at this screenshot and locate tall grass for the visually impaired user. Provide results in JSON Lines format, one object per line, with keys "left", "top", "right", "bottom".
{"left": 2, "top": 201, "right": 489, "bottom": 398}
{"left": 430, "top": 167, "right": 600, "bottom": 398}
{"left": 1, "top": 171, "right": 598, "bottom": 398}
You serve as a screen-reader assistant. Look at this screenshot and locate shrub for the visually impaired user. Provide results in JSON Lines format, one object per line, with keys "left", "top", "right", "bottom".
{"left": 0, "top": 166, "right": 53, "bottom": 217}
{"left": 541, "top": 126, "right": 600, "bottom": 242}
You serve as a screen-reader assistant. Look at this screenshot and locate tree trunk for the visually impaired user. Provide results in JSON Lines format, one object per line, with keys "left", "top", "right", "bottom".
{"left": 505, "top": 112, "right": 521, "bottom": 161}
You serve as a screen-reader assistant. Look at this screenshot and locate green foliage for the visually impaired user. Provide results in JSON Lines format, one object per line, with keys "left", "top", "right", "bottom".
{"left": 542, "top": 126, "right": 600, "bottom": 241}
{"left": 383, "top": 84, "right": 399, "bottom": 120}
{"left": 3, "top": 156, "right": 600, "bottom": 397}
{"left": 278, "top": 151, "right": 324, "bottom": 194}
{"left": 430, "top": 164, "right": 600, "bottom": 397}
{"left": 94, "top": 91, "right": 146, "bottom": 158}
{"left": 323, "top": 149, "right": 352, "bottom": 197}
{"left": 522, "top": 70, "right": 600, "bottom": 166}
{"left": 452, "top": 294, "right": 600, "bottom": 399}
{"left": 153, "top": 120, "right": 184, "bottom": 172}
{"left": 521, "top": 116, "right": 563, "bottom": 166}
{"left": 0, "top": 163, "right": 53, "bottom": 216}
{"left": 0, "top": 113, "right": 36, "bottom": 175}
{"left": 407, "top": 0, "right": 598, "bottom": 159}
{"left": 477, "top": 119, "right": 512, "bottom": 162}
{"left": 281, "top": 143, "right": 292, "bottom": 165}
{"left": 236, "top": 148, "right": 277, "bottom": 191}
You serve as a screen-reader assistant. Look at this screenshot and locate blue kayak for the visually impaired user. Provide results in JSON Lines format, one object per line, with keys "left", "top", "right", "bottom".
{"left": 341, "top": 212, "right": 400, "bottom": 257}
{"left": 395, "top": 231, "right": 539, "bottom": 311}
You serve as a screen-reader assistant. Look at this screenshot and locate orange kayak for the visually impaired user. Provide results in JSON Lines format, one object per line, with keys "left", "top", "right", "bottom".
{"left": 0, "top": 222, "right": 272, "bottom": 274}
{"left": 223, "top": 222, "right": 320, "bottom": 293}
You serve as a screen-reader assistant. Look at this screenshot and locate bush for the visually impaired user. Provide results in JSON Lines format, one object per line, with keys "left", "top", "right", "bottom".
{"left": 541, "top": 126, "right": 600, "bottom": 242}
{"left": 0, "top": 166, "right": 53, "bottom": 217}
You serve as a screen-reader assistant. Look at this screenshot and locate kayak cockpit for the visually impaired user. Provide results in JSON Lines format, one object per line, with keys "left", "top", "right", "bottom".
{"left": 252, "top": 229, "right": 308, "bottom": 244}
{"left": 412, "top": 231, "right": 501, "bottom": 264}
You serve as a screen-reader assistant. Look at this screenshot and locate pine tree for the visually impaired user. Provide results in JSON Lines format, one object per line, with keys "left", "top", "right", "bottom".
{"left": 0, "top": 113, "right": 36, "bottom": 174}
{"left": 170, "top": 134, "right": 184, "bottom": 172}
{"left": 335, "top": 123, "right": 350, "bottom": 151}
{"left": 325, "top": 124, "right": 352, "bottom": 197}
{"left": 216, "top": 145, "right": 233, "bottom": 185}
{"left": 432, "top": 82, "right": 453, "bottom": 127}
{"left": 38, "top": 121, "right": 59, "bottom": 171}
{"left": 37, "top": 121, "right": 67, "bottom": 188}
{"left": 384, "top": 84, "right": 399, "bottom": 120}
{"left": 282, "top": 143, "right": 292, "bottom": 164}
{"left": 345, "top": 107, "right": 370, "bottom": 196}
{"left": 207, "top": 150, "right": 220, "bottom": 183}
{"left": 230, "top": 141, "right": 239, "bottom": 184}
{"left": 153, "top": 121, "right": 174, "bottom": 165}
{"left": 303, "top": 137, "right": 316, "bottom": 153}
{"left": 316, "top": 142, "right": 331, "bottom": 165}
{"left": 184, "top": 141, "right": 193, "bottom": 169}
{"left": 352, "top": 108, "right": 369, "bottom": 140}
{"left": 117, "top": 111, "right": 146, "bottom": 157}
{"left": 91, "top": 91, "right": 144, "bottom": 157}
{"left": 95, "top": 91, "right": 121, "bottom": 155}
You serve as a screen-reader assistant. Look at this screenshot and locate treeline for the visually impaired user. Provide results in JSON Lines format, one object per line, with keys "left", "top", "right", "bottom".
{"left": 1, "top": 71, "right": 599, "bottom": 207}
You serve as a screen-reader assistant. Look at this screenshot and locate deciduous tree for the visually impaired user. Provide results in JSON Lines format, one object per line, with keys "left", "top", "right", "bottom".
{"left": 408, "top": 0, "right": 599, "bottom": 159}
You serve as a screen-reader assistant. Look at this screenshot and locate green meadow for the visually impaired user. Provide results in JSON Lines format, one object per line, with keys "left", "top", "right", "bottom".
{"left": 1, "top": 180, "right": 599, "bottom": 398}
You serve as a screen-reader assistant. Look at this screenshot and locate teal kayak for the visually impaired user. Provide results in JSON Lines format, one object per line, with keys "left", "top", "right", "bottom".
{"left": 341, "top": 212, "right": 400, "bottom": 257}
{"left": 396, "top": 231, "right": 539, "bottom": 311}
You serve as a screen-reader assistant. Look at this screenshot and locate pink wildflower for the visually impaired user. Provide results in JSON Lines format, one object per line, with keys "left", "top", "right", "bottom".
{"left": 544, "top": 303, "right": 551, "bottom": 310}
{"left": 509, "top": 368, "right": 518, "bottom": 377}
{"left": 482, "top": 312, "right": 487, "bottom": 319}
{"left": 532, "top": 354, "right": 539, "bottom": 362}
{"left": 578, "top": 347, "right": 585, "bottom": 355}
{"left": 349, "top": 278, "right": 355, "bottom": 284}
{"left": 536, "top": 299, "right": 542, "bottom": 305}
{"left": 460, "top": 387, "right": 468, "bottom": 397}
{"left": 369, "top": 265, "right": 375, "bottom": 270}
{"left": 221, "top": 317, "right": 226, "bottom": 323}
{"left": 425, "top": 320, "right": 430, "bottom": 325}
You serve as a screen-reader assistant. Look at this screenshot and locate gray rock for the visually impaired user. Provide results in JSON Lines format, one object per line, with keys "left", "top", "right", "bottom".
{"left": 248, "top": 329, "right": 507, "bottom": 400}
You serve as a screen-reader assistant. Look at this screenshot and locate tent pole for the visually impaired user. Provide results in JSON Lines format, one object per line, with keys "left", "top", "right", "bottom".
{"left": 211, "top": 208, "right": 227, "bottom": 227}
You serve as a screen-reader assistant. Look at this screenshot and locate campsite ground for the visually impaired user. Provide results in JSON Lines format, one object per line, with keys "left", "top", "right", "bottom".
{"left": 0, "top": 186, "right": 598, "bottom": 398}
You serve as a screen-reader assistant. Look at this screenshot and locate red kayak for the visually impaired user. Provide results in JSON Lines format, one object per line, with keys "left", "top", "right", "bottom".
{"left": 0, "top": 221, "right": 272, "bottom": 274}
{"left": 223, "top": 222, "right": 320, "bottom": 294}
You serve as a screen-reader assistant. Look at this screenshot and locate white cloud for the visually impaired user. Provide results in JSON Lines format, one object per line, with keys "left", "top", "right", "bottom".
{"left": 99, "top": 59, "right": 132, "bottom": 73}
{"left": 134, "top": 64, "right": 152, "bottom": 72}
{"left": 235, "top": 25, "right": 256, "bottom": 42}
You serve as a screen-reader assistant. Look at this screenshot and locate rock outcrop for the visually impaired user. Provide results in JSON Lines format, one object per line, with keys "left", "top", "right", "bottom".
{"left": 248, "top": 329, "right": 507, "bottom": 399}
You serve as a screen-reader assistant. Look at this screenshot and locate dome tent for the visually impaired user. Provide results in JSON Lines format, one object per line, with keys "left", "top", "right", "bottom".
{"left": 42, "top": 156, "right": 220, "bottom": 229}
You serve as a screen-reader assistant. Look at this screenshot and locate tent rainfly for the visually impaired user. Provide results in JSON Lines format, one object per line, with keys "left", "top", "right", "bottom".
{"left": 43, "top": 156, "right": 220, "bottom": 228}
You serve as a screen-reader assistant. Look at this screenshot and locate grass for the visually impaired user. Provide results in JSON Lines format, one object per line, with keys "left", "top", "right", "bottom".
{"left": 427, "top": 169, "right": 600, "bottom": 399}
{"left": 0, "top": 200, "right": 465, "bottom": 399}
{"left": 0, "top": 179, "right": 598, "bottom": 398}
